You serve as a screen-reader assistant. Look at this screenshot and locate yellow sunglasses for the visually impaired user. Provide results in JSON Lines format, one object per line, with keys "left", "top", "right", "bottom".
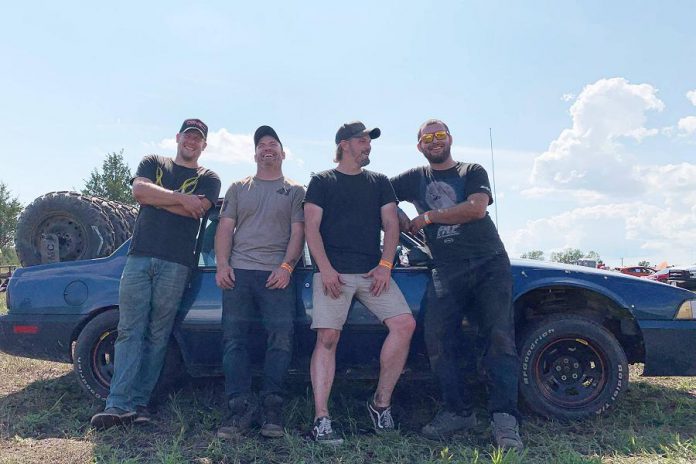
{"left": 419, "top": 130, "right": 449, "bottom": 144}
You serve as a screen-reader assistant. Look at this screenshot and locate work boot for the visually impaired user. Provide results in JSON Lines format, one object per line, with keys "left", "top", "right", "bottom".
{"left": 133, "top": 405, "right": 153, "bottom": 425}
{"left": 260, "top": 394, "right": 284, "bottom": 438}
{"left": 421, "top": 409, "right": 477, "bottom": 439}
{"left": 491, "top": 412, "right": 524, "bottom": 452}
{"left": 217, "top": 394, "right": 258, "bottom": 439}
{"left": 90, "top": 407, "right": 136, "bottom": 430}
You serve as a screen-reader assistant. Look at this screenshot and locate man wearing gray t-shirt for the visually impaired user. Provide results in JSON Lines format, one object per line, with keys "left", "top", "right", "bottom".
{"left": 214, "top": 126, "right": 305, "bottom": 439}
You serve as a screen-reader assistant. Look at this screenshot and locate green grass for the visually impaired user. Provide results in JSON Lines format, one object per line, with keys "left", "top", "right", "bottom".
{"left": 2, "top": 291, "right": 696, "bottom": 462}
{"left": 2, "top": 348, "right": 696, "bottom": 464}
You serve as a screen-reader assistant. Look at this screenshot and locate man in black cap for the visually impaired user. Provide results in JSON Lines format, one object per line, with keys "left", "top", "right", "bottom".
{"left": 214, "top": 125, "right": 305, "bottom": 439}
{"left": 304, "top": 121, "right": 416, "bottom": 444}
{"left": 91, "top": 118, "right": 221, "bottom": 430}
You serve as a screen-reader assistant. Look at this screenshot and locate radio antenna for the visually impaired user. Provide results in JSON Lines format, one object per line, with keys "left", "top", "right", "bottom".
{"left": 489, "top": 128, "right": 499, "bottom": 229}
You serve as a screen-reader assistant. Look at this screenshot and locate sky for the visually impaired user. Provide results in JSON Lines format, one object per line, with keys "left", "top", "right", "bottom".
{"left": 2, "top": 1, "right": 695, "bottom": 267}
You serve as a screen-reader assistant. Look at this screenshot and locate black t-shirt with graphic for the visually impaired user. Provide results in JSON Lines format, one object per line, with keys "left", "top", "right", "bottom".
{"left": 129, "top": 155, "right": 221, "bottom": 267}
{"left": 304, "top": 169, "right": 397, "bottom": 274}
{"left": 390, "top": 162, "right": 505, "bottom": 263}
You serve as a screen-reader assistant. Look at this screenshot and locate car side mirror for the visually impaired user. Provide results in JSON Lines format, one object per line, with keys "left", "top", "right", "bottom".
{"left": 407, "top": 246, "right": 432, "bottom": 267}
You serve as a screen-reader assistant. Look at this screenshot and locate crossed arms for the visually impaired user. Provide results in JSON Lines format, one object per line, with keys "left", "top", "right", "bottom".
{"left": 132, "top": 177, "right": 212, "bottom": 219}
{"left": 400, "top": 192, "right": 489, "bottom": 234}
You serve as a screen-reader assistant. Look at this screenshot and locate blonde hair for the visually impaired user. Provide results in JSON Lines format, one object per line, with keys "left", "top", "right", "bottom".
{"left": 334, "top": 144, "right": 343, "bottom": 163}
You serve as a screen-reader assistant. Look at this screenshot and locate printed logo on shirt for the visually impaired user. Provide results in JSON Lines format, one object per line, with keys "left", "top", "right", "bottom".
{"left": 155, "top": 166, "right": 200, "bottom": 194}
{"left": 276, "top": 187, "right": 290, "bottom": 196}
{"left": 425, "top": 181, "right": 457, "bottom": 210}
{"left": 436, "top": 224, "right": 461, "bottom": 240}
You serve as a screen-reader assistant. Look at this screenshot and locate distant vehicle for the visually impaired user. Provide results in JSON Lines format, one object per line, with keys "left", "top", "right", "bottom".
{"left": 645, "top": 267, "right": 695, "bottom": 289}
{"left": 575, "top": 258, "right": 598, "bottom": 268}
{"left": 4, "top": 203, "right": 696, "bottom": 421}
{"left": 619, "top": 266, "right": 655, "bottom": 277}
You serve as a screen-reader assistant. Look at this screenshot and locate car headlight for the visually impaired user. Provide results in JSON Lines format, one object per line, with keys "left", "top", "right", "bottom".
{"left": 676, "top": 299, "right": 696, "bottom": 319}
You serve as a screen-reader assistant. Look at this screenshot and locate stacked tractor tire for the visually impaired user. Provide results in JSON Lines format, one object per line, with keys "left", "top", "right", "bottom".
{"left": 15, "top": 191, "right": 138, "bottom": 267}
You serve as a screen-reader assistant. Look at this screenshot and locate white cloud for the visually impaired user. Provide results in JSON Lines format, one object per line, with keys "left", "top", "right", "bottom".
{"left": 687, "top": 89, "right": 696, "bottom": 106}
{"left": 677, "top": 116, "right": 696, "bottom": 135}
{"left": 637, "top": 163, "right": 696, "bottom": 194}
{"left": 504, "top": 201, "right": 696, "bottom": 265}
{"left": 530, "top": 77, "right": 664, "bottom": 195}
{"left": 158, "top": 128, "right": 302, "bottom": 165}
{"left": 506, "top": 78, "right": 696, "bottom": 265}
{"left": 561, "top": 93, "right": 575, "bottom": 102}
{"left": 519, "top": 186, "right": 607, "bottom": 204}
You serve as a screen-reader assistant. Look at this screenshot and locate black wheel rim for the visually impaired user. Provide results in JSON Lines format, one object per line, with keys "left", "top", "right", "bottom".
{"left": 91, "top": 329, "right": 117, "bottom": 388}
{"left": 37, "top": 214, "right": 88, "bottom": 261}
{"left": 533, "top": 337, "right": 607, "bottom": 408}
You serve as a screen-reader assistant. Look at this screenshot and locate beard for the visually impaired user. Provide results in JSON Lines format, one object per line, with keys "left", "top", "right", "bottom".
{"left": 353, "top": 150, "right": 371, "bottom": 167}
{"left": 423, "top": 145, "right": 451, "bottom": 164}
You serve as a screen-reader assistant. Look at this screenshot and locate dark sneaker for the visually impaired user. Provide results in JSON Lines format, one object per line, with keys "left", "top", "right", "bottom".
{"left": 491, "top": 412, "right": 524, "bottom": 452}
{"left": 260, "top": 394, "right": 284, "bottom": 438}
{"left": 421, "top": 410, "right": 477, "bottom": 439}
{"left": 367, "top": 399, "right": 395, "bottom": 433}
{"left": 90, "top": 407, "right": 136, "bottom": 430}
{"left": 217, "top": 394, "right": 258, "bottom": 439}
{"left": 311, "top": 416, "right": 344, "bottom": 445}
{"left": 133, "top": 405, "right": 152, "bottom": 425}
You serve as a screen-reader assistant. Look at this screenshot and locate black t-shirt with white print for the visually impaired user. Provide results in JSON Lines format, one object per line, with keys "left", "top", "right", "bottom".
{"left": 390, "top": 162, "right": 505, "bottom": 264}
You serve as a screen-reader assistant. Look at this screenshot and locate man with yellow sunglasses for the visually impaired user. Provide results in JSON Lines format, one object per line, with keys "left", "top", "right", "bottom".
{"left": 390, "top": 119, "right": 523, "bottom": 451}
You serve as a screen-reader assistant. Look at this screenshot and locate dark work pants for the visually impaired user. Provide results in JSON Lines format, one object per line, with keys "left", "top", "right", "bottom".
{"left": 222, "top": 269, "right": 295, "bottom": 399}
{"left": 424, "top": 252, "right": 519, "bottom": 416}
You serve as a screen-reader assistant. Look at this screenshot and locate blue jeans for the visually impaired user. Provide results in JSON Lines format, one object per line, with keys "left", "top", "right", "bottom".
{"left": 222, "top": 269, "right": 295, "bottom": 399}
{"left": 106, "top": 256, "right": 190, "bottom": 411}
{"left": 425, "top": 252, "right": 519, "bottom": 416}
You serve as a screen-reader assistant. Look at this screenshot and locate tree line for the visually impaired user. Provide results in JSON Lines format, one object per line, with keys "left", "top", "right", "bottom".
{"left": 521, "top": 249, "right": 652, "bottom": 268}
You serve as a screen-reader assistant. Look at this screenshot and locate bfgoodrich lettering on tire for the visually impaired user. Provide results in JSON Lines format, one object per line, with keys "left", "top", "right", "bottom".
{"left": 72, "top": 309, "right": 184, "bottom": 401}
{"left": 517, "top": 314, "right": 628, "bottom": 420}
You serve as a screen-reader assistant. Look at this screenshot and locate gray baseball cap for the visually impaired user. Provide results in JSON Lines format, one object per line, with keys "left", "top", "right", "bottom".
{"left": 335, "top": 121, "right": 381, "bottom": 145}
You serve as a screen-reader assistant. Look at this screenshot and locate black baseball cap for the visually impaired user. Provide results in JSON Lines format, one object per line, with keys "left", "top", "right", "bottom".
{"left": 254, "top": 125, "right": 282, "bottom": 148}
{"left": 335, "top": 121, "right": 381, "bottom": 145}
{"left": 179, "top": 118, "right": 208, "bottom": 139}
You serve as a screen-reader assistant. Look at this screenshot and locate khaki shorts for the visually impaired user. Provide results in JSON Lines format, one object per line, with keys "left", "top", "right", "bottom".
{"left": 310, "top": 273, "right": 412, "bottom": 330}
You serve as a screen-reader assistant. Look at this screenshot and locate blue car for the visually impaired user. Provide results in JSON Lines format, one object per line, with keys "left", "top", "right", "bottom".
{"left": 2, "top": 204, "right": 696, "bottom": 420}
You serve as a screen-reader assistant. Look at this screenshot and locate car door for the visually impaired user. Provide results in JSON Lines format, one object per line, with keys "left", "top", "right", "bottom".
{"left": 174, "top": 206, "right": 313, "bottom": 377}
{"left": 319, "top": 233, "right": 430, "bottom": 366}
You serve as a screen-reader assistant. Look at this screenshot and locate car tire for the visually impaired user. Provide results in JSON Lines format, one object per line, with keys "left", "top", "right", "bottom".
{"left": 91, "top": 197, "right": 132, "bottom": 248}
{"left": 15, "top": 191, "right": 116, "bottom": 267}
{"left": 73, "top": 309, "right": 185, "bottom": 402}
{"left": 517, "top": 314, "right": 628, "bottom": 420}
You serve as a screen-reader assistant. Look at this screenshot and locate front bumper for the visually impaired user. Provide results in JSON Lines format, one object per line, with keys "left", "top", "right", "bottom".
{"left": 640, "top": 320, "right": 696, "bottom": 376}
{"left": 0, "top": 314, "right": 81, "bottom": 363}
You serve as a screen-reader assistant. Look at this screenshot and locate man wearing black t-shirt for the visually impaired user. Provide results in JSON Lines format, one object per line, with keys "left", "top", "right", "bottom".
{"left": 91, "top": 119, "right": 221, "bottom": 430}
{"left": 304, "top": 121, "right": 416, "bottom": 444}
{"left": 390, "top": 119, "right": 523, "bottom": 451}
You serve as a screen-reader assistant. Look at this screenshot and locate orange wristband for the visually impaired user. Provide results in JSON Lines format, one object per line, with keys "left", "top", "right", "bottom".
{"left": 424, "top": 212, "right": 432, "bottom": 225}
{"left": 280, "top": 262, "right": 293, "bottom": 273}
{"left": 379, "top": 259, "right": 393, "bottom": 270}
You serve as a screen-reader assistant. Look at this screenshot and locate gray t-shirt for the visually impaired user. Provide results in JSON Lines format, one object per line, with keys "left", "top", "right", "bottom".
{"left": 220, "top": 176, "right": 305, "bottom": 271}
